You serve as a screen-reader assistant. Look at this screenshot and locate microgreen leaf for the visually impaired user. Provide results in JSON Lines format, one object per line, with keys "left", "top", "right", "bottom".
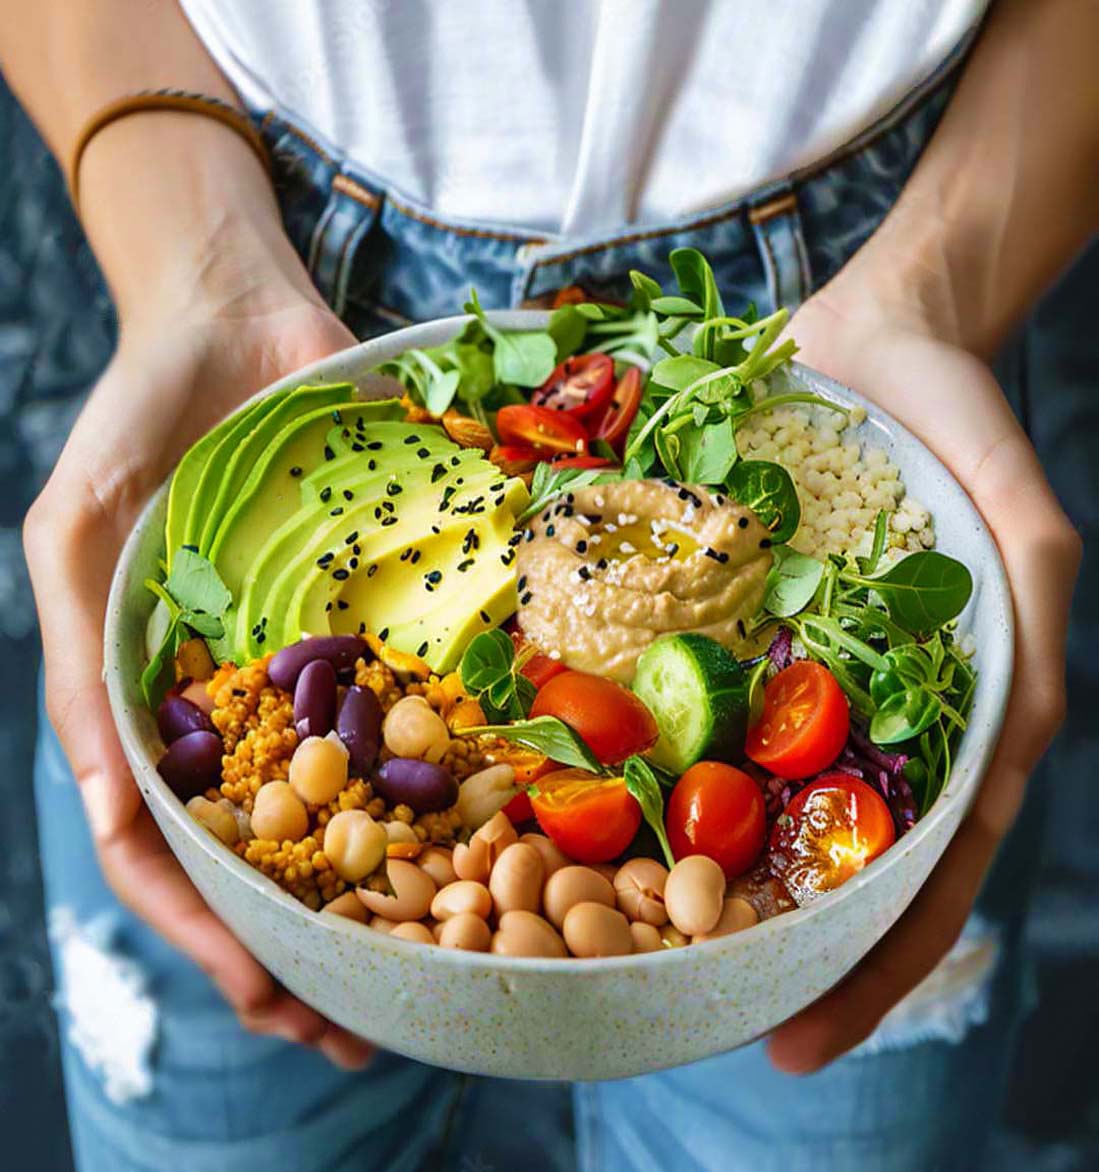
{"left": 623, "top": 756, "right": 675, "bottom": 868}
{"left": 165, "top": 548, "right": 231, "bottom": 618}
{"left": 764, "top": 546, "right": 825, "bottom": 618}
{"left": 725, "top": 460, "right": 801, "bottom": 543}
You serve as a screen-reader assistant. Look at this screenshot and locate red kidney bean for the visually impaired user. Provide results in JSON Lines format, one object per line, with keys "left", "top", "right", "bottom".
{"left": 375, "top": 758, "right": 458, "bottom": 814}
{"left": 157, "top": 694, "right": 214, "bottom": 744}
{"left": 294, "top": 659, "right": 337, "bottom": 739}
{"left": 158, "top": 730, "right": 223, "bottom": 801}
{"left": 337, "top": 685, "right": 382, "bottom": 776}
{"left": 267, "top": 636, "right": 367, "bottom": 692}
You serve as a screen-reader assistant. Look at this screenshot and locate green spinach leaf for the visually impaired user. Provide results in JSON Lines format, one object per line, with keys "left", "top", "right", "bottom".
{"left": 725, "top": 460, "right": 801, "bottom": 543}
{"left": 764, "top": 547, "right": 825, "bottom": 617}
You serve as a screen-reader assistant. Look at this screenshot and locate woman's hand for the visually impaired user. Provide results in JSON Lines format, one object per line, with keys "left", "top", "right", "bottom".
{"left": 766, "top": 284, "right": 1081, "bottom": 1074}
{"left": 23, "top": 268, "right": 375, "bottom": 1068}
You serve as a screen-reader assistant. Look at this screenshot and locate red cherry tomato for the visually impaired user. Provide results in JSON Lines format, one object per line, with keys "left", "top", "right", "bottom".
{"left": 502, "top": 790, "right": 535, "bottom": 823}
{"left": 745, "top": 661, "right": 849, "bottom": 780}
{"left": 592, "top": 366, "right": 643, "bottom": 452}
{"left": 509, "top": 631, "right": 568, "bottom": 690}
{"left": 768, "top": 774, "right": 895, "bottom": 903}
{"left": 667, "top": 762, "right": 766, "bottom": 878}
{"left": 496, "top": 404, "right": 589, "bottom": 456}
{"left": 530, "top": 670, "right": 659, "bottom": 765}
{"left": 550, "top": 454, "right": 616, "bottom": 469}
{"left": 531, "top": 768, "right": 641, "bottom": 863}
{"left": 533, "top": 353, "right": 616, "bottom": 419}
{"left": 491, "top": 443, "right": 543, "bottom": 474}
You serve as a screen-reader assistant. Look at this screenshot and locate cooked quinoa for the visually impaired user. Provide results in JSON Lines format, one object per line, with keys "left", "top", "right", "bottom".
{"left": 737, "top": 399, "right": 934, "bottom": 559}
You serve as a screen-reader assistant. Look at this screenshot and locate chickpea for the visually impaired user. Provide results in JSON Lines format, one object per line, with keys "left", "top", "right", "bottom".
{"left": 543, "top": 866, "right": 615, "bottom": 930}
{"left": 491, "top": 911, "right": 567, "bottom": 958}
{"left": 186, "top": 796, "right": 239, "bottom": 846}
{"left": 457, "top": 763, "right": 518, "bottom": 830}
{"left": 288, "top": 735, "right": 349, "bottom": 805}
{"left": 664, "top": 856, "right": 726, "bottom": 936}
{"left": 693, "top": 896, "right": 759, "bottom": 943}
{"left": 437, "top": 912, "right": 491, "bottom": 951}
{"left": 629, "top": 922, "right": 663, "bottom": 953}
{"left": 419, "top": 846, "right": 457, "bottom": 888}
{"left": 489, "top": 843, "right": 543, "bottom": 917}
{"left": 519, "top": 833, "right": 571, "bottom": 879}
{"left": 324, "top": 810, "right": 388, "bottom": 883}
{"left": 251, "top": 781, "right": 309, "bottom": 843}
{"left": 357, "top": 859, "right": 436, "bottom": 922}
{"left": 430, "top": 880, "right": 492, "bottom": 921}
{"left": 389, "top": 921, "right": 434, "bottom": 944}
{"left": 321, "top": 891, "right": 369, "bottom": 924}
{"left": 562, "top": 902, "right": 632, "bottom": 958}
{"left": 382, "top": 696, "right": 450, "bottom": 762}
{"left": 613, "top": 858, "right": 669, "bottom": 926}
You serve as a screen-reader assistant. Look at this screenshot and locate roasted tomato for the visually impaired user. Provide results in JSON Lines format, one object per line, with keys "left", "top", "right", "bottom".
{"left": 592, "top": 366, "right": 643, "bottom": 453}
{"left": 549, "top": 454, "right": 616, "bottom": 469}
{"left": 496, "top": 404, "right": 589, "bottom": 456}
{"left": 768, "top": 774, "right": 895, "bottom": 904}
{"left": 530, "top": 670, "right": 659, "bottom": 765}
{"left": 509, "top": 631, "right": 567, "bottom": 691}
{"left": 667, "top": 762, "right": 767, "bottom": 878}
{"left": 530, "top": 768, "right": 641, "bottom": 863}
{"left": 533, "top": 353, "right": 616, "bottom": 419}
{"left": 492, "top": 742, "right": 556, "bottom": 824}
{"left": 490, "top": 443, "right": 543, "bottom": 475}
{"left": 745, "top": 661, "right": 849, "bottom": 780}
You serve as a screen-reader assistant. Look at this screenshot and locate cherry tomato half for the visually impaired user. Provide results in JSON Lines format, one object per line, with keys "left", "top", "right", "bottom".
{"left": 533, "top": 353, "right": 616, "bottom": 419}
{"left": 509, "top": 631, "right": 568, "bottom": 691}
{"left": 490, "top": 443, "right": 543, "bottom": 475}
{"left": 768, "top": 774, "right": 895, "bottom": 904}
{"left": 592, "top": 366, "right": 643, "bottom": 453}
{"left": 550, "top": 454, "right": 616, "bottom": 469}
{"left": 496, "top": 404, "right": 589, "bottom": 456}
{"left": 531, "top": 768, "right": 641, "bottom": 863}
{"left": 745, "top": 660, "right": 849, "bottom": 780}
{"left": 667, "top": 762, "right": 766, "bottom": 878}
{"left": 530, "top": 670, "right": 659, "bottom": 765}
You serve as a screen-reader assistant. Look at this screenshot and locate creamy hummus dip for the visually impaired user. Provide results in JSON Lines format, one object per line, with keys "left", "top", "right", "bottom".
{"left": 515, "top": 479, "right": 773, "bottom": 682}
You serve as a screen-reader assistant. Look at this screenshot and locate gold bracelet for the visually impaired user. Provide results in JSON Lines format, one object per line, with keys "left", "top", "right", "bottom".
{"left": 69, "top": 89, "right": 272, "bottom": 214}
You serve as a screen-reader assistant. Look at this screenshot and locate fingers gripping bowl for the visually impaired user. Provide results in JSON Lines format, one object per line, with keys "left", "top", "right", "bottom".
{"left": 105, "top": 274, "right": 1011, "bottom": 1080}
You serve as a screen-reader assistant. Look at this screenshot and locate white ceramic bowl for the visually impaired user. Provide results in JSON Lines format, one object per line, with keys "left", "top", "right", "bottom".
{"left": 104, "top": 313, "right": 1013, "bottom": 1080}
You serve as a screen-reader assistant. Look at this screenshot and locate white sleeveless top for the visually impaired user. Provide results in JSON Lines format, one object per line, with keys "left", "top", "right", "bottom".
{"left": 181, "top": 0, "right": 985, "bottom": 236}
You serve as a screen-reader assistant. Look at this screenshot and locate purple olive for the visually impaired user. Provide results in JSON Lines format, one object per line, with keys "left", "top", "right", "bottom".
{"left": 157, "top": 694, "right": 214, "bottom": 745}
{"left": 336, "top": 685, "right": 382, "bottom": 776}
{"left": 375, "top": 758, "right": 458, "bottom": 814}
{"left": 267, "top": 636, "right": 368, "bottom": 692}
{"left": 158, "top": 730, "right": 223, "bottom": 801}
{"left": 294, "top": 659, "right": 337, "bottom": 740}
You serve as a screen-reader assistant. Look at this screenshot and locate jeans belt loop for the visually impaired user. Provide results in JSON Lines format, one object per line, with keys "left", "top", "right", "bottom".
{"left": 747, "top": 183, "right": 813, "bottom": 313}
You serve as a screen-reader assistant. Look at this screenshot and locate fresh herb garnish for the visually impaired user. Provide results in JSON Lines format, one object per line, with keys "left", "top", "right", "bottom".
{"left": 458, "top": 628, "right": 536, "bottom": 721}
{"left": 463, "top": 715, "right": 603, "bottom": 774}
{"left": 764, "top": 546, "right": 825, "bottom": 617}
{"left": 623, "top": 755, "right": 675, "bottom": 868}
{"left": 517, "top": 462, "right": 619, "bottom": 526}
{"left": 725, "top": 461, "right": 801, "bottom": 544}
{"left": 464, "top": 289, "right": 558, "bottom": 388}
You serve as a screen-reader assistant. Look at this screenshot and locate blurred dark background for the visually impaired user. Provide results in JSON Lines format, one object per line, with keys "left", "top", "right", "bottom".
{"left": 2, "top": 73, "right": 1097, "bottom": 1170}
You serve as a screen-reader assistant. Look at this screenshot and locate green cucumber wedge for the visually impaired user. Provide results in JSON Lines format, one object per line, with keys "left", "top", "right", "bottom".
{"left": 632, "top": 633, "right": 750, "bottom": 773}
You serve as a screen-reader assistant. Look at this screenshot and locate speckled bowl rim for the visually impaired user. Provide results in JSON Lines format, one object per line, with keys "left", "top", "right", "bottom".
{"left": 104, "top": 310, "right": 1014, "bottom": 979}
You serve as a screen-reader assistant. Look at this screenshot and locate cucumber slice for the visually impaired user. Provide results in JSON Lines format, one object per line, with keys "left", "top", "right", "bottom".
{"left": 632, "top": 633, "right": 750, "bottom": 773}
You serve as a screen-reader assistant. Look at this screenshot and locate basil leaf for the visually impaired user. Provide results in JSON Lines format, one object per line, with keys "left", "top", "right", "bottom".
{"left": 464, "top": 289, "right": 558, "bottom": 388}
{"left": 676, "top": 416, "right": 738, "bottom": 488}
{"left": 165, "top": 548, "right": 231, "bottom": 618}
{"left": 628, "top": 270, "right": 663, "bottom": 310}
{"left": 870, "top": 687, "right": 943, "bottom": 745}
{"left": 649, "top": 295, "right": 704, "bottom": 318}
{"left": 725, "top": 460, "right": 801, "bottom": 543}
{"left": 623, "top": 756, "right": 675, "bottom": 868}
{"left": 464, "top": 716, "right": 603, "bottom": 774}
{"left": 459, "top": 628, "right": 514, "bottom": 693}
{"left": 860, "top": 551, "right": 973, "bottom": 634}
{"left": 764, "top": 547, "right": 825, "bottom": 617}
{"left": 547, "top": 305, "right": 589, "bottom": 361}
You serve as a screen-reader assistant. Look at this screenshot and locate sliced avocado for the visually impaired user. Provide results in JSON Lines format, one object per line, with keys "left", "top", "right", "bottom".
{"left": 208, "top": 399, "right": 405, "bottom": 600}
{"left": 165, "top": 394, "right": 277, "bottom": 568}
{"left": 197, "top": 384, "right": 358, "bottom": 553}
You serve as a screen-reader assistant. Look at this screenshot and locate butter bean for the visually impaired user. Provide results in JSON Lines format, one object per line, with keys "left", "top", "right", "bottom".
{"left": 431, "top": 880, "right": 492, "bottom": 921}
{"left": 321, "top": 891, "right": 369, "bottom": 924}
{"left": 452, "top": 811, "right": 518, "bottom": 882}
{"left": 693, "top": 896, "right": 759, "bottom": 942}
{"left": 356, "top": 859, "right": 436, "bottom": 922}
{"left": 629, "top": 922, "right": 663, "bottom": 952}
{"left": 664, "top": 855, "right": 726, "bottom": 936}
{"left": 390, "top": 921, "right": 435, "bottom": 944}
{"left": 592, "top": 862, "right": 619, "bottom": 886}
{"left": 488, "top": 842, "right": 543, "bottom": 916}
{"left": 613, "top": 858, "right": 669, "bottom": 926}
{"left": 563, "top": 902, "right": 632, "bottom": 957}
{"left": 542, "top": 866, "right": 615, "bottom": 930}
{"left": 491, "top": 911, "right": 567, "bottom": 957}
{"left": 251, "top": 781, "right": 309, "bottom": 843}
{"left": 186, "top": 796, "right": 239, "bottom": 846}
{"left": 520, "top": 833, "right": 571, "bottom": 879}
{"left": 438, "top": 912, "right": 491, "bottom": 951}
{"left": 457, "top": 763, "right": 518, "bottom": 830}
{"left": 324, "top": 809, "right": 388, "bottom": 883}
{"left": 419, "top": 846, "right": 457, "bottom": 888}
{"left": 382, "top": 695, "right": 450, "bottom": 762}
{"left": 384, "top": 820, "right": 419, "bottom": 845}
{"left": 370, "top": 915, "right": 398, "bottom": 934}
{"left": 432, "top": 920, "right": 446, "bottom": 942}
{"left": 288, "top": 734, "right": 348, "bottom": 805}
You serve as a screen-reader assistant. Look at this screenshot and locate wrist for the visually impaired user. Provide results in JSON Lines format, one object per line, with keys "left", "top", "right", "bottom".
{"left": 78, "top": 111, "right": 320, "bottom": 331}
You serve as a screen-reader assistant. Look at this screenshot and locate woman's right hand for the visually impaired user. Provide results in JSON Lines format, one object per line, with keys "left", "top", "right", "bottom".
{"left": 23, "top": 113, "right": 374, "bottom": 1067}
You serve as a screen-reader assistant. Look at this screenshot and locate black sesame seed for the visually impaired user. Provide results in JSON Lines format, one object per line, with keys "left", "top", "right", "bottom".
{"left": 182, "top": 544, "right": 198, "bottom": 553}
{"left": 251, "top": 624, "right": 261, "bottom": 636}
{"left": 403, "top": 434, "right": 420, "bottom": 445}
{"left": 373, "top": 506, "right": 383, "bottom": 520}
{"left": 351, "top": 442, "right": 365, "bottom": 452}
{"left": 450, "top": 455, "right": 461, "bottom": 467}
{"left": 379, "top": 627, "right": 390, "bottom": 641}
{"left": 520, "top": 591, "right": 533, "bottom": 605}
{"left": 479, "top": 610, "right": 491, "bottom": 623}
{"left": 426, "top": 570, "right": 443, "bottom": 583}
{"left": 289, "top": 466, "right": 303, "bottom": 477}
{"left": 666, "top": 542, "right": 679, "bottom": 557}
{"left": 578, "top": 566, "right": 592, "bottom": 580}
{"left": 367, "top": 564, "right": 378, "bottom": 578}
{"left": 736, "top": 619, "right": 747, "bottom": 639}
{"left": 353, "top": 544, "right": 361, "bottom": 556}
{"left": 324, "top": 444, "right": 335, "bottom": 461}
{"left": 332, "top": 409, "right": 343, "bottom": 424}
{"left": 349, "top": 558, "right": 359, "bottom": 570}
{"left": 401, "top": 549, "right": 411, "bottom": 562}
{"left": 432, "top": 525, "right": 441, "bottom": 535}
{"left": 417, "top": 447, "right": 431, "bottom": 459}
{"left": 597, "top": 557, "right": 608, "bottom": 570}
{"left": 337, "top": 601, "right": 349, "bottom": 611}
{"left": 320, "top": 487, "right": 332, "bottom": 503}
{"left": 366, "top": 441, "right": 383, "bottom": 451}
{"left": 358, "top": 622, "right": 367, "bottom": 634}
{"left": 431, "top": 463, "right": 447, "bottom": 483}
{"left": 367, "top": 458, "right": 377, "bottom": 471}
{"left": 343, "top": 489, "right": 354, "bottom": 501}
{"left": 576, "top": 540, "right": 588, "bottom": 553}
{"left": 381, "top": 516, "right": 398, "bottom": 527}
{"left": 345, "top": 531, "right": 359, "bottom": 545}
{"left": 355, "top": 416, "right": 366, "bottom": 430}
{"left": 317, "top": 552, "right": 334, "bottom": 567}
{"left": 256, "top": 632, "right": 266, "bottom": 645}
{"left": 508, "top": 533, "right": 522, "bottom": 546}
{"left": 518, "top": 575, "right": 527, "bottom": 591}
{"left": 546, "top": 524, "right": 556, "bottom": 537}
{"left": 332, "top": 568, "right": 350, "bottom": 581}
{"left": 386, "top": 482, "right": 403, "bottom": 497}
{"left": 325, "top": 602, "right": 332, "bottom": 613}
{"left": 411, "top": 550, "right": 421, "bottom": 564}
{"left": 458, "top": 559, "right": 474, "bottom": 572}
{"left": 382, "top": 500, "right": 395, "bottom": 513}
{"left": 738, "top": 517, "right": 749, "bottom": 529}
{"left": 329, "top": 506, "right": 344, "bottom": 517}
{"left": 417, "top": 641, "right": 429, "bottom": 657}
{"left": 760, "top": 538, "right": 772, "bottom": 549}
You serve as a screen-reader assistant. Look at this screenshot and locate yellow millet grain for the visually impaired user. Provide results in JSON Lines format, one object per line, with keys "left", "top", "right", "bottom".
{"left": 441, "top": 737, "right": 486, "bottom": 781}
{"left": 314, "top": 778, "right": 386, "bottom": 828}
{"left": 241, "top": 835, "right": 345, "bottom": 910}
{"left": 354, "top": 658, "right": 402, "bottom": 711}
{"left": 415, "top": 806, "right": 463, "bottom": 845}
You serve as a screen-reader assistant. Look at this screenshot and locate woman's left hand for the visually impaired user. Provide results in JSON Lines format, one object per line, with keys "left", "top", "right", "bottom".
{"left": 766, "top": 284, "right": 1081, "bottom": 1074}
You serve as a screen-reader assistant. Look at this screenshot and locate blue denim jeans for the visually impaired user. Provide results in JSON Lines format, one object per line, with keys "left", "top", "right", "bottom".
{"left": 25, "top": 29, "right": 1069, "bottom": 1172}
